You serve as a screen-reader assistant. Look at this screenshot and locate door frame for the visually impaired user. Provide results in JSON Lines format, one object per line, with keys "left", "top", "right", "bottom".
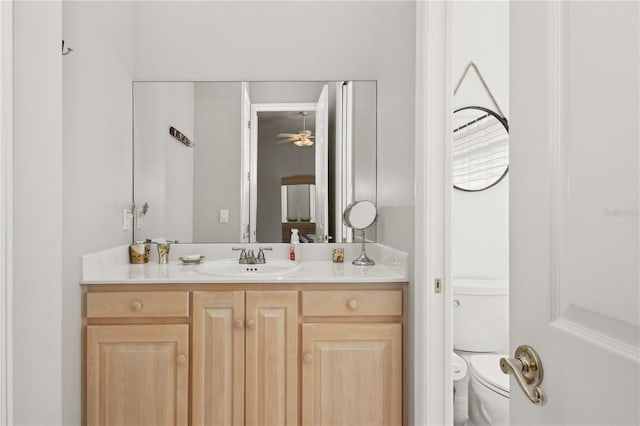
{"left": 334, "top": 81, "right": 353, "bottom": 243}
{"left": 0, "top": 0, "right": 14, "bottom": 423}
{"left": 414, "top": 1, "right": 453, "bottom": 425}
{"left": 246, "top": 102, "right": 316, "bottom": 243}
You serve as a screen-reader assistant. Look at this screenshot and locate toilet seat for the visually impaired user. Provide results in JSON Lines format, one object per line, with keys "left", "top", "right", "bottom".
{"left": 469, "top": 354, "right": 510, "bottom": 398}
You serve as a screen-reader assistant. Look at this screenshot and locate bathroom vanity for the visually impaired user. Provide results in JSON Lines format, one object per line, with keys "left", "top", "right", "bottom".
{"left": 81, "top": 245, "right": 408, "bottom": 426}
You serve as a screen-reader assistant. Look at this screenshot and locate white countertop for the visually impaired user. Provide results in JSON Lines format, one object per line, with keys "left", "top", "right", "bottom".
{"left": 80, "top": 243, "right": 409, "bottom": 285}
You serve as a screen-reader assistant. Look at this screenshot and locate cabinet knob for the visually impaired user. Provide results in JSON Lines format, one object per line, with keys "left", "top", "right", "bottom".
{"left": 234, "top": 319, "right": 244, "bottom": 329}
{"left": 246, "top": 319, "right": 256, "bottom": 330}
{"left": 303, "top": 353, "right": 312, "bottom": 363}
{"left": 176, "top": 354, "right": 186, "bottom": 364}
{"left": 130, "top": 300, "right": 142, "bottom": 312}
{"left": 347, "top": 299, "right": 359, "bottom": 310}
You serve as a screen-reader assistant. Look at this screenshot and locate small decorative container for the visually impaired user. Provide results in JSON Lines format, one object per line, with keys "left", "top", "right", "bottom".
{"left": 332, "top": 248, "right": 344, "bottom": 263}
{"left": 157, "top": 242, "right": 171, "bottom": 264}
{"left": 129, "top": 241, "right": 150, "bottom": 264}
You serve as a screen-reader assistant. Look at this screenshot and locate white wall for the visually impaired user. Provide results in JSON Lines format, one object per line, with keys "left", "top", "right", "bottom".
{"left": 451, "top": 1, "right": 509, "bottom": 279}
{"left": 62, "top": 2, "right": 134, "bottom": 424}
{"left": 13, "top": 1, "right": 63, "bottom": 424}
{"left": 132, "top": 1, "right": 416, "bottom": 253}
{"left": 134, "top": 82, "right": 195, "bottom": 243}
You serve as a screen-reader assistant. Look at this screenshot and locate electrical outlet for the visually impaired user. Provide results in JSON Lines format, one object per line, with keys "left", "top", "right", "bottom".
{"left": 123, "top": 209, "right": 133, "bottom": 231}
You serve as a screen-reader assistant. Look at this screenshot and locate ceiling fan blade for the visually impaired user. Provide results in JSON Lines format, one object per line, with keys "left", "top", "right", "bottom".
{"left": 276, "top": 138, "right": 296, "bottom": 144}
{"left": 277, "top": 133, "right": 299, "bottom": 138}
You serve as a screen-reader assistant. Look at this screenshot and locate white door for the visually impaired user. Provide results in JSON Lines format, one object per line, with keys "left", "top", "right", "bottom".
{"left": 334, "top": 81, "right": 354, "bottom": 243}
{"left": 510, "top": 2, "right": 639, "bottom": 424}
{"left": 240, "top": 83, "right": 251, "bottom": 242}
{"left": 315, "top": 85, "right": 329, "bottom": 242}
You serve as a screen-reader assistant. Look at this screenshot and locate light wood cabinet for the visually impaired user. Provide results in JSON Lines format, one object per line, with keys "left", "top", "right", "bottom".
{"left": 192, "top": 291, "right": 245, "bottom": 426}
{"left": 301, "top": 323, "right": 402, "bottom": 426}
{"left": 245, "top": 291, "right": 298, "bottom": 426}
{"left": 86, "top": 324, "right": 189, "bottom": 426}
{"left": 192, "top": 291, "right": 298, "bottom": 426}
{"left": 84, "top": 283, "right": 405, "bottom": 426}
{"left": 301, "top": 289, "right": 403, "bottom": 426}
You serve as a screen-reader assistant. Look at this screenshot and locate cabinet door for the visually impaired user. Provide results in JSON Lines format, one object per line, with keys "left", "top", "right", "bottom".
{"left": 301, "top": 323, "right": 402, "bottom": 426}
{"left": 192, "top": 291, "right": 245, "bottom": 426}
{"left": 86, "top": 324, "right": 189, "bottom": 426}
{"left": 246, "top": 291, "right": 299, "bottom": 426}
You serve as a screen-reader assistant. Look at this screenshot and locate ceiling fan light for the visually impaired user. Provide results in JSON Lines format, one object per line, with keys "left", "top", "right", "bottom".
{"left": 293, "top": 137, "right": 313, "bottom": 147}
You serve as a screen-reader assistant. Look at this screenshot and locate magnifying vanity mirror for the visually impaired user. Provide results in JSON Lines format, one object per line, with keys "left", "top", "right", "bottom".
{"left": 132, "top": 81, "right": 377, "bottom": 244}
{"left": 343, "top": 200, "right": 377, "bottom": 266}
{"left": 452, "top": 106, "right": 509, "bottom": 192}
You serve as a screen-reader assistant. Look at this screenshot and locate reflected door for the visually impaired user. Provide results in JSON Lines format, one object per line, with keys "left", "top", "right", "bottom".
{"left": 314, "top": 85, "right": 329, "bottom": 242}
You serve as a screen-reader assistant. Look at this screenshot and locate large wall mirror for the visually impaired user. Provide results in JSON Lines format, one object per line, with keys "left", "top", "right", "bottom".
{"left": 133, "top": 81, "right": 377, "bottom": 244}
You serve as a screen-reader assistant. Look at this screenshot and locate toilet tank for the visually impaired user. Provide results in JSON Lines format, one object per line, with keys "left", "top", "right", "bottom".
{"left": 453, "top": 279, "right": 509, "bottom": 353}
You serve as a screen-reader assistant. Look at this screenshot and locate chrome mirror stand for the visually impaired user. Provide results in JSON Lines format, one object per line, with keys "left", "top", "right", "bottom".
{"left": 352, "top": 229, "right": 375, "bottom": 266}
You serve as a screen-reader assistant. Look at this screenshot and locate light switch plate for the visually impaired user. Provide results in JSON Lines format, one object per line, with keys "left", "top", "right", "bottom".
{"left": 220, "top": 209, "right": 229, "bottom": 223}
{"left": 122, "top": 209, "right": 132, "bottom": 231}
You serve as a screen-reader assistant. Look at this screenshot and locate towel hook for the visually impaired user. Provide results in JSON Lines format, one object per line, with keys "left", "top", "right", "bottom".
{"left": 61, "top": 40, "right": 73, "bottom": 56}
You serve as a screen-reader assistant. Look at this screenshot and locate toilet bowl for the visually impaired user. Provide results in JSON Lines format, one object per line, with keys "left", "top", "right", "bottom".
{"left": 453, "top": 278, "right": 509, "bottom": 425}
{"left": 467, "top": 354, "right": 509, "bottom": 426}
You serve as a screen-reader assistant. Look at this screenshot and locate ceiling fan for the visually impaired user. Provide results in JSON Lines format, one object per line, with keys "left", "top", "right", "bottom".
{"left": 277, "top": 112, "right": 315, "bottom": 147}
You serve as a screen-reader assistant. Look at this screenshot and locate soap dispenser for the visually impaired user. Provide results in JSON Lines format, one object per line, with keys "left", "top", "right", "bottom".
{"left": 289, "top": 228, "right": 300, "bottom": 262}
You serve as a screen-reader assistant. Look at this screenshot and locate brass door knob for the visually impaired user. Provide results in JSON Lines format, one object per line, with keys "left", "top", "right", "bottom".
{"left": 500, "top": 345, "right": 545, "bottom": 405}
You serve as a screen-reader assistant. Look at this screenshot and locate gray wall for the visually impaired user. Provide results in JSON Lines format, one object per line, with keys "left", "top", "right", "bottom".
{"left": 13, "top": 1, "right": 63, "bottom": 423}
{"left": 193, "top": 82, "right": 241, "bottom": 242}
{"left": 134, "top": 82, "right": 195, "bottom": 243}
{"left": 352, "top": 81, "right": 378, "bottom": 242}
{"left": 62, "top": 2, "right": 134, "bottom": 425}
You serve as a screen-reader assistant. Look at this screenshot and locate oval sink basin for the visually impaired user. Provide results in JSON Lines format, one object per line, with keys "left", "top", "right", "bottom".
{"left": 196, "top": 258, "right": 301, "bottom": 278}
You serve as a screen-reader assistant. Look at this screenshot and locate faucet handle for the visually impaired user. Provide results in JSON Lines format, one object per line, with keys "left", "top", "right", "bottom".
{"left": 232, "top": 247, "right": 248, "bottom": 264}
{"left": 257, "top": 247, "right": 272, "bottom": 264}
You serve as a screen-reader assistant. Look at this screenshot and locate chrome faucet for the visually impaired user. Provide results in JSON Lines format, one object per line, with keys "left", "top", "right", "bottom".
{"left": 256, "top": 247, "right": 272, "bottom": 264}
{"left": 232, "top": 247, "right": 272, "bottom": 264}
{"left": 246, "top": 249, "right": 257, "bottom": 264}
{"left": 232, "top": 247, "right": 248, "bottom": 264}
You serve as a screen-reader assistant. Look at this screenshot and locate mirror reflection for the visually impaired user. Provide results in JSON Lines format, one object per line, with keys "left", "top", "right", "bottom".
{"left": 133, "top": 81, "right": 377, "bottom": 243}
{"left": 452, "top": 106, "right": 509, "bottom": 192}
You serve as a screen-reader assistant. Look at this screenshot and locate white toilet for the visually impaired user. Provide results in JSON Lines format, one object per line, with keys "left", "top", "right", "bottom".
{"left": 452, "top": 278, "right": 509, "bottom": 426}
